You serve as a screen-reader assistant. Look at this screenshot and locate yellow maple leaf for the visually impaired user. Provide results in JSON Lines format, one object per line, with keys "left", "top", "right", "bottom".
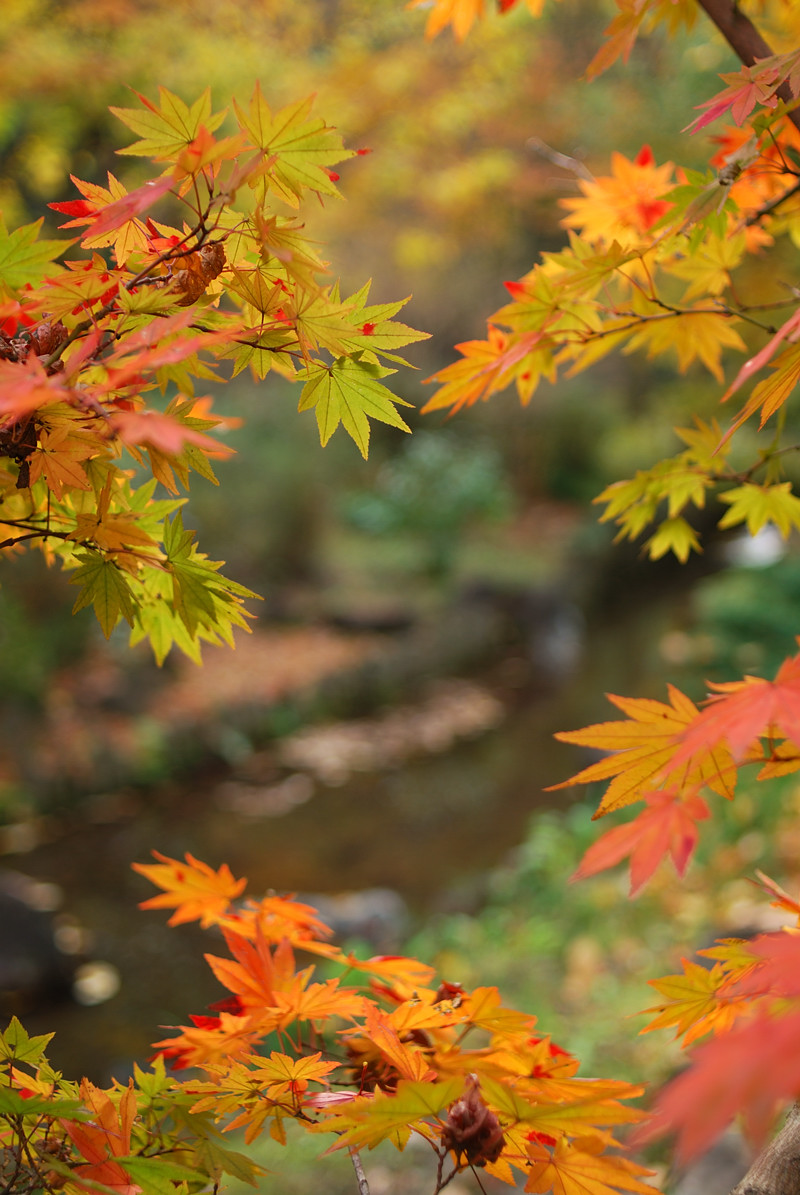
{"left": 550, "top": 686, "right": 737, "bottom": 815}
{"left": 625, "top": 306, "right": 746, "bottom": 382}
{"left": 640, "top": 958, "right": 749, "bottom": 1045}
{"left": 665, "top": 231, "right": 746, "bottom": 300}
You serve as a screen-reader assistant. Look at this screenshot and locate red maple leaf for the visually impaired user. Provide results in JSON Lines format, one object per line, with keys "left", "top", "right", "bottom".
{"left": 572, "top": 788, "right": 710, "bottom": 895}
{"left": 675, "top": 651, "right": 800, "bottom": 764}
{"left": 641, "top": 1010, "right": 800, "bottom": 1160}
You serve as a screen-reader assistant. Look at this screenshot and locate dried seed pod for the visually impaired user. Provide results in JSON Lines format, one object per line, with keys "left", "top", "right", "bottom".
{"left": 173, "top": 242, "right": 226, "bottom": 306}
{"left": 441, "top": 1076, "right": 505, "bottom": 1167}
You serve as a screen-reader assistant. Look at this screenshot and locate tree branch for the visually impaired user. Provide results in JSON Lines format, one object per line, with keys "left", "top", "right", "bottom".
{"left": 695, "top": 0, "right": 800, "bottom": 136}
{"left": 730, "top": 1103, "right": 800, "bottom": 1195}
{"left": 349, "top": 1149, "right": 370, "bottom": 1195}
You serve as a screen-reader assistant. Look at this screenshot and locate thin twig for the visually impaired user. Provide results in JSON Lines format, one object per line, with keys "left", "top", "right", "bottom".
{"left": 349, "top": 1149, "right": 370, "bottom": 1195}
{"left": 526, "top": 137, "right": 594, "bottom": 182}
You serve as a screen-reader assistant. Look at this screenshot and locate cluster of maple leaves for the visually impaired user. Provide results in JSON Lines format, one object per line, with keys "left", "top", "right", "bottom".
{"left": 0, "top": 84, "right": 425, "bottom": 662}
{"left": 7, "top": 0, "right": 800, "bottom": 1192}
{"left": 0, "top": 852, "right": 656, "bottom": 1195}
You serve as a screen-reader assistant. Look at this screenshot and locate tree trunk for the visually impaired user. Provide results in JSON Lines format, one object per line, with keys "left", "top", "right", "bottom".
{"left": 730, "top": 1105, "right": 800, "bottom": 1195}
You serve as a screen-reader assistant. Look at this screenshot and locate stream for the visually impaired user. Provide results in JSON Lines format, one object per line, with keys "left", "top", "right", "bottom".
{"left": 0, "top": 575, "right": 697, "bottom": 1083}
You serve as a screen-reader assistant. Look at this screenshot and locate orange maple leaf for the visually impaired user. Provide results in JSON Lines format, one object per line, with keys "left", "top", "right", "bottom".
{"left": 572, "top": 788, "right": 710, "bottom": 895}
{"left": 407, "top": 0, "right": 486, "bottom": 41}
{"left": 560, "top": 146, "right": 675, "bottom": 245}
{"left": 526, "top": 1134, "right": 656, "bottom": 1195}
{"left": 61, "top": 1080, "right": 139, "bottom": 1195}
{"left": 109, "top": 409, "right": 232, "bottom": 458}
{"left": 132, "top": 851, "right": 246, "bottom": 927}
{"left": 205, "top": 931, "right": 364, "bottom": 1034}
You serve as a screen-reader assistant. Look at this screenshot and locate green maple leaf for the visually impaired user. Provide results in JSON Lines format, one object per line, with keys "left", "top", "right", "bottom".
{"left": 316, "top": 1078, "right": 464, "bottom": 1152}
{"left": 234, "top": 86, "right": 354, "bottom": 207}
{"left": 298, "top": 356, "right": 413, "bottom": 458}
{"left": 119, "top": 1156, "right": 207, "bottom": 1195}
{"left": 70, "top": 551, "right": 136, "bottom": 637}
{"left": 0, "top": 1016, "right": 54, "bottom": 1065}
{"left": 111, "top": 87, "right": 226, "bottom": 159}
{"left": 0, "top": 217, "right": 66, "bottom": 293}
{"left": 163, "top": 512, "right": 258, "bottom": 640}
{"left": 338, "top": 280, "right": 430, "bottom": 363}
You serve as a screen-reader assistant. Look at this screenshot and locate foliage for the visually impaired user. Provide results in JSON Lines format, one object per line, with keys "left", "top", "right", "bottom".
{"left": 0, "top": 853, "right": 655, "bottom": 1195}
{"left": 341, "top": 431, "right": 512, "bottom": 579}
{"left": 0, "top": 84, "right": 424, "bottom": 664}
{"left": 409, "top": 0, "right": 800, "bottom": 1181}
{"left": 8, "top": 0, "right": 800, "bottom": 1193}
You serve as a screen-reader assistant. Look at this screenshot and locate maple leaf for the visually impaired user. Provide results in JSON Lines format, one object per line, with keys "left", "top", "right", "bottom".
{"left": 624, "top": 306, "right": 746, "bottom": 383}
{"left": 687, "top": 63, "right": 782, "bottom": 135}
{"left": 560, "top": 146, "right": 675, "bottom": 245}
{"left": 464, "top": 986, "right": 537, "bottom": 1038}
{"left": 70, "top": 553, "right": 137, "bottom": 638}
{"left": 526, "top": 1134, "right": 656, "bottom": 1195}
{"left": 298, "top": 357, "right": 413, "bottom": 458}
{"left": 572, "top": 788, "right": 710, "bottom": 895}
{"left": 205, "top": 931, "right": 364, "bottom": 1036}
{"left": 717, "top": 482, "right": 800, "bottom": 538}
{"left": 84, "top": 175, "right": 175, "bottom": 245}
{"left": 0, "top": 216, "right": 66, "bottom": 293}
{"left": 644, "top": 516, "right": 701, "bottom": 563}
{"left": 233, "top": 86, "right": 354, "bottom": 207}
{"left": 338, "top": 952, "right": 437, "bottom": 990}
{"left": 50, "top": 174, "right": 153, "bottom": 266}
{"left": 28, "top": 418, "right": 101, "bottom": 500}
{"left": 0, "top": 356, "right": 69, "bottom": 420}
{"left": 421, "top": 325, "right": 514, "bottom": 414}
{"left": 191, "top": 1051, "right": 338, "bottom": 1143}
{"left": 61, "top": 1080, "right": 139, "bottom": 1195}
{"left": 640, "top": 956, "right": 750, "bottom": 1044}
{"left": 550, "top": 685, "right": 736, "bottom": 815}
{"left": 674, "top": 651, "right": 800, "bottom": 764}
{"left": 132, "top": 851, "right": 247, "bottom": 927}
{"left": 481, "top": 1073, "right": 645, "bottom": 1138}
{"left": 338, "top": 281, "right": 430, "bottom": 362}
{"left": 665, "top": 231, "right": 745, "bottom": 300}
{"left": 407, "top": 0, "right": 486, "bottom": 41}
{"left": 643, "top": 1010, "right": 800, "bottom": 1160}
{"left": 344, "top": 1005, "right": 437, "bottom": 1084}
{"left": 584, "top": 1, "right": 649, "bottom": 81}
{"left": 110, "top": 408, "right": 232, "bottom": 459}
{"left": 111, "top": 87, "right": 227, "bottom": 159}
{"left": 162, "top": 511, "right": 258, "bottom": 639}
{"left": 152, "top": 1010, "right": 261, "bottom": 1072}
{"left": 313, "top": 1077, "right": 465, "bottom": 1152}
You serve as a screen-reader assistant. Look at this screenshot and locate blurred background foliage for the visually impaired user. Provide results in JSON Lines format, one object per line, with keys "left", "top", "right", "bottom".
{"left": 4, "top": 0, "right": 800, "bottom": 1125}
{"left": 0, "top": 0, "right": 754, "bottom": 688}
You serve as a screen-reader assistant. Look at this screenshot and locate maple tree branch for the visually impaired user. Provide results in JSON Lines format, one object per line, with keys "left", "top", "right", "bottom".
{"left": 730, "top": 1101, "right": 800, "bottom": 1195}
{"left": 348, "top": 1149, "right": 370, "bottom": 1195}
{"left": 695, "top": 0, "right": 800, "bottom": 136}
{"left": 745, "top": 177, "right": 800, "bottom": 226}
